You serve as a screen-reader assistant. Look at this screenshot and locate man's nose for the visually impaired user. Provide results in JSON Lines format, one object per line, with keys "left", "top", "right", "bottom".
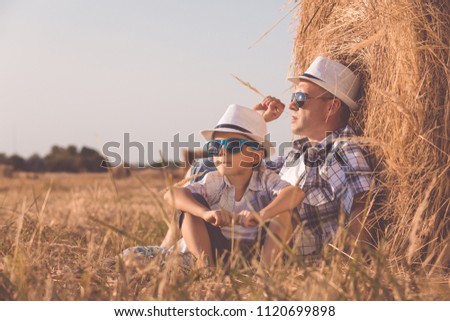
{"left": 288, "top": 101, "right": 299, "bottom": 111}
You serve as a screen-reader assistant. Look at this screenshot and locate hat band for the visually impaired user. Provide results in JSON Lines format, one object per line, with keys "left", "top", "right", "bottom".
{"left": 214, "top": 124, "right": 252, "bottom": 134}
{"left": 301, "top": 73, "right": 323, "bottom": 81}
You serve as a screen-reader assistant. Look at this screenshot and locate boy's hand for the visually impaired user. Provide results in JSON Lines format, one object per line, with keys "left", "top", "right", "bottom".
{"left": 253, "top": 96, "right": 285, "bottom": 122}
{"left": 202, "top": 210, "right": 231, "bottom": 227}
{"left": 237, "top": 210, "right": 261, "bottom": 227}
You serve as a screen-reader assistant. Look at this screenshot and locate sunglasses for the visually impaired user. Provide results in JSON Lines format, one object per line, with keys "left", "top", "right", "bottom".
{"left": 206, "top": 138, "right": 262, "bottom": 156}
{"left": 290, "top": 91, "right": 334, "bottom": 109}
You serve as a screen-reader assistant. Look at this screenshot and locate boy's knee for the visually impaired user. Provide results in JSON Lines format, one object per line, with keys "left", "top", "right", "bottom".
{"left": 182, "top": 212, "right": 201, "bottom": 224}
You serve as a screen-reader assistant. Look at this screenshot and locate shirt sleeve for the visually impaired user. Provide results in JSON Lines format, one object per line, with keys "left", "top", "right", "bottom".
{"left": 263, "top": 170, "right": 292, "bottom": 199}
{"left": 184, "top": 171, "right": 222, "bottom": 205}
{"left": 265, "top": 156, "right": 286, "bottom": 174}
{"left": 336, "top": 142, "right": 373, "bottom": 215}
{"left": 300, "top": 142, "right": 373, "bottom": 214}
{"left": 185, "top": 175, "right": 207, "bottom": 199}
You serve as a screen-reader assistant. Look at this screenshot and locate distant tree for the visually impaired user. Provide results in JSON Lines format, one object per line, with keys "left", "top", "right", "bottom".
{"left": 45, "top": 145, "right": 79, "bottom": 172}
{"left": 50, "top": 145, "right": 63, "bottom": 155}
{"left": 67, "top": 145, "right": 77, "bottom": 156}
{"left": 9, "top": 154, "right": 26, "bottom": 171}
{"left": 79, "top": 146, "right": 107, "bottom": 172}
{"left": 0, "top": 153, "right": 8, "bottom": 164}
{"left": 25, "top": 154, "right": 47, "bottom": 172}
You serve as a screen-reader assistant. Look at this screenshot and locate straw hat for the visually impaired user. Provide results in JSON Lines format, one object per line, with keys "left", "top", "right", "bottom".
{"left": 288, "top": 56, "right": 361, "bottom": 110}
{"left": 200, "top": 104, "right": 275, "bottom": 156}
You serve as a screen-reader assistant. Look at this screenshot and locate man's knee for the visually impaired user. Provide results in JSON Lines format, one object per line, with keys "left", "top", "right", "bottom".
{"left": 269, "top": 212, "right": 293, "bottom": 239}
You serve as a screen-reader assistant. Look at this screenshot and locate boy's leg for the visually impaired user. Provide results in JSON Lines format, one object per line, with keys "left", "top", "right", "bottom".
{"left": 160, "top": 159, "right": 217, "bottom": 250}
{"left": 160, "top": 222, "right": 179, "bottom": 249}
{"left": 260, "top": 211, "right": 292, "bottom": 268}
{"left": 181, "top": 213, "right": 215, "bottom": 267}
{"left": 177, "top": 193, "right": 230, "bottom": 267}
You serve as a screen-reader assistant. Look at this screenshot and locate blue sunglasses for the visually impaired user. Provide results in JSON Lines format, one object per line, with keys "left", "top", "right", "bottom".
{"left": 206, "top": 138, "right": 262, "bottom": 156}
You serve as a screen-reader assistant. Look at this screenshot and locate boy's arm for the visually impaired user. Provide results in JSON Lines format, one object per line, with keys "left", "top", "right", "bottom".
{"left": 259, "top": 185, "right": 305, "bottom": 222}
{"left": 163, "top": 187, "right": 229, "bottom": 227}
{"left": 164, "top": 187, "right": 209, "bottom": 218}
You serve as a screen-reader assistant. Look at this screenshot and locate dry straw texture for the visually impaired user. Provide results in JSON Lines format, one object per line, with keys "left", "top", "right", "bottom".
{"left": 291, "top": 0, "right": 449, "bottom": 269}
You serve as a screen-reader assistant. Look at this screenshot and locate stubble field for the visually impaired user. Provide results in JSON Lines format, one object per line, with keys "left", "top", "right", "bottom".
{"left": 0, "top": 171, "right": 448, "bottom": 300}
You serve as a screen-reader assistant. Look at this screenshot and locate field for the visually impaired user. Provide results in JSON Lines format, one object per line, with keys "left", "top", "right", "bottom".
{"left": 0, "top": 171, "right": 448, "bottom": 300}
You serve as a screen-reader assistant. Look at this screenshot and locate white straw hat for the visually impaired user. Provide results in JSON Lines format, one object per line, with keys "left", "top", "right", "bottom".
{"left": 200, "top": 104, "right": 275, "bottom": 156}
{"left": 288, "top": 56, "right": 361, "bottom": 110}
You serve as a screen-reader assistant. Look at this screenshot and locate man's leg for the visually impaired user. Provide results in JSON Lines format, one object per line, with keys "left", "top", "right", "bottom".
{"left": 260, "top": 211, "right": 292, "bottom": 268}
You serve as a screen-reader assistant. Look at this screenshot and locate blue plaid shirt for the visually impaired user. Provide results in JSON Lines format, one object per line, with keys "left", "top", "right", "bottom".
{"left": 273, "top": 125, "right": 373, "bottom": 255}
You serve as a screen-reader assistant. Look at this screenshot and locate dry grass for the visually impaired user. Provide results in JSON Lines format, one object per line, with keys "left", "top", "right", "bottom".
{"left": 291, "top": 0, "right": 449, "bottom": 271}
{"left": 0, "top": 172, "right": 448, "bottom": 300}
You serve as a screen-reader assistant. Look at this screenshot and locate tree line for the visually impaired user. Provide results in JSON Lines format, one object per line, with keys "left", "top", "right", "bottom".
{"left": 0, "top": 145, "right": 107, "bottom": 173}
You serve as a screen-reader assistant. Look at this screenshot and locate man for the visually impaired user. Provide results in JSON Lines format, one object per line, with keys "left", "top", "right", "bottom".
{"left": 257, "top": 56, "right": 373, "bottom": 257}
{"left": 162, "top": 56, "right": 373, "bottom": 259}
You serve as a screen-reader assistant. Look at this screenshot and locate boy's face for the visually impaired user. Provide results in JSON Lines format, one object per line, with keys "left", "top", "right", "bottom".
{"left": 210, "top": 132, "right": 264, "bottom": 177}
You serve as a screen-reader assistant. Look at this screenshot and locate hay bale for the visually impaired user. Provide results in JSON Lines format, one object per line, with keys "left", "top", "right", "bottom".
{"left": 291, "top": 0, "right": 449, "bottom": 266}
{"left": 110, "top": 164, "right": 131, "bottom": 179}
{"left": 0, "top": 164, "right": 14, "bottom": 178}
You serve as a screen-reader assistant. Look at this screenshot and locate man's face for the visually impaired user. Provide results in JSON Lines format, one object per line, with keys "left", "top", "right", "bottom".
{"left": 289, "top": 80, "right": 332, "bottom": 137}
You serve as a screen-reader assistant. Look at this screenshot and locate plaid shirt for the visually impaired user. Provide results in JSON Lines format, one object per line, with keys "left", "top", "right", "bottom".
{"left": 271, "top": 125, "right": 373, "bottom": 256}
{"left": 186, "top": 168, "right": 291, "bottom": 241}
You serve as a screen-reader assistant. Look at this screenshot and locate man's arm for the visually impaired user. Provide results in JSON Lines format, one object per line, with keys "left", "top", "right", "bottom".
{"left": 347, "top": 192, "right": 372, "bottom": 247}
{"left": 253, "top": 96, "right": 285, "bottom": 122}
{"left": 239, "top": 186, "right": 305, "bottom": 227}
{"left": 260, "top": 186, "right": 305, "bottom": 221}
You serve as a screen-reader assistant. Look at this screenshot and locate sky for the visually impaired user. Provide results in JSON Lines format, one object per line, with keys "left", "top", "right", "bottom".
{"left": 0, "top": 0, "right": 298, "bottom": 163}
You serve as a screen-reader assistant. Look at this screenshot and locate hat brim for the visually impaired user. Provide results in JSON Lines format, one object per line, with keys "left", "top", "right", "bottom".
{"left": 288, "top": 76, "right": 359, "bottom": 111}
{"left": 200, "top": 128, "right": 276, "bottom": 157}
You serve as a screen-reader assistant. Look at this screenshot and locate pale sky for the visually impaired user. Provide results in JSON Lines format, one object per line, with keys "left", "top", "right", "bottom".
{"left": 0, "top": 0, "right": 297, "bottom": 163}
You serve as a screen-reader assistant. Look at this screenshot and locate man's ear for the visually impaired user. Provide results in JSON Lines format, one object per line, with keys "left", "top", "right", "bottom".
{"left": 328, "top": 98, "right": 342, "bottom": 115}
{"left": 325, "top": 98, "right": 342, "bottom": 124}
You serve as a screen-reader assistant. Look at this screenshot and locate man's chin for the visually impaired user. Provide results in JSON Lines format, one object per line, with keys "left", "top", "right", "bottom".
{"left": 290, "top": 125, "right": 303, "bottom": 136}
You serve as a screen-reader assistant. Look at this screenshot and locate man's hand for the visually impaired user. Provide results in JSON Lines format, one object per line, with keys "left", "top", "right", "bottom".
{"left": 236, "top": 210, "right": 261, "bottom": 227}
{"left": 253, "top": 96, "right": 285, "bottom": 122}
{"left": 202, "top": 209, "right": 231, "bottom": 227}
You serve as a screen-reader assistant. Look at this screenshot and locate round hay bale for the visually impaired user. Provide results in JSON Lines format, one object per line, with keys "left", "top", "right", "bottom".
{"left": 291, "top": 0, "right": 449, "bottom": 266}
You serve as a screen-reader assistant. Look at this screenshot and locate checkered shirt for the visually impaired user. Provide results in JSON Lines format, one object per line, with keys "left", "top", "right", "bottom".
{"left": 272, "top": 125, "right": 373, "bottom": 256}
{"left": 186, "top": 167, "right": 291, "bottom": 241}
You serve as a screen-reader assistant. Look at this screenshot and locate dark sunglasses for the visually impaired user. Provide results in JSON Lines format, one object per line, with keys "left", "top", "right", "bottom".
{"left": 290, "top": 91, "right": 334, "bottom": 109}
{"left": 206, "top": 138, "right": 262, "bottom": 156}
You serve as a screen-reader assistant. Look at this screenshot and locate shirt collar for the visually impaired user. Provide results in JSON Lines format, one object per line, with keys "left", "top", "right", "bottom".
{"left": 292, "top": 125, "right": 355, "bottom": 151}
{"left": 222, "top": 170, "right": 263, "bottom": 192}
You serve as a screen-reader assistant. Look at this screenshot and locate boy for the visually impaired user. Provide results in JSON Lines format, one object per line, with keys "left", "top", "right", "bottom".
{"left": 164, "top": 104, "right": 305, "bottom": 267}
